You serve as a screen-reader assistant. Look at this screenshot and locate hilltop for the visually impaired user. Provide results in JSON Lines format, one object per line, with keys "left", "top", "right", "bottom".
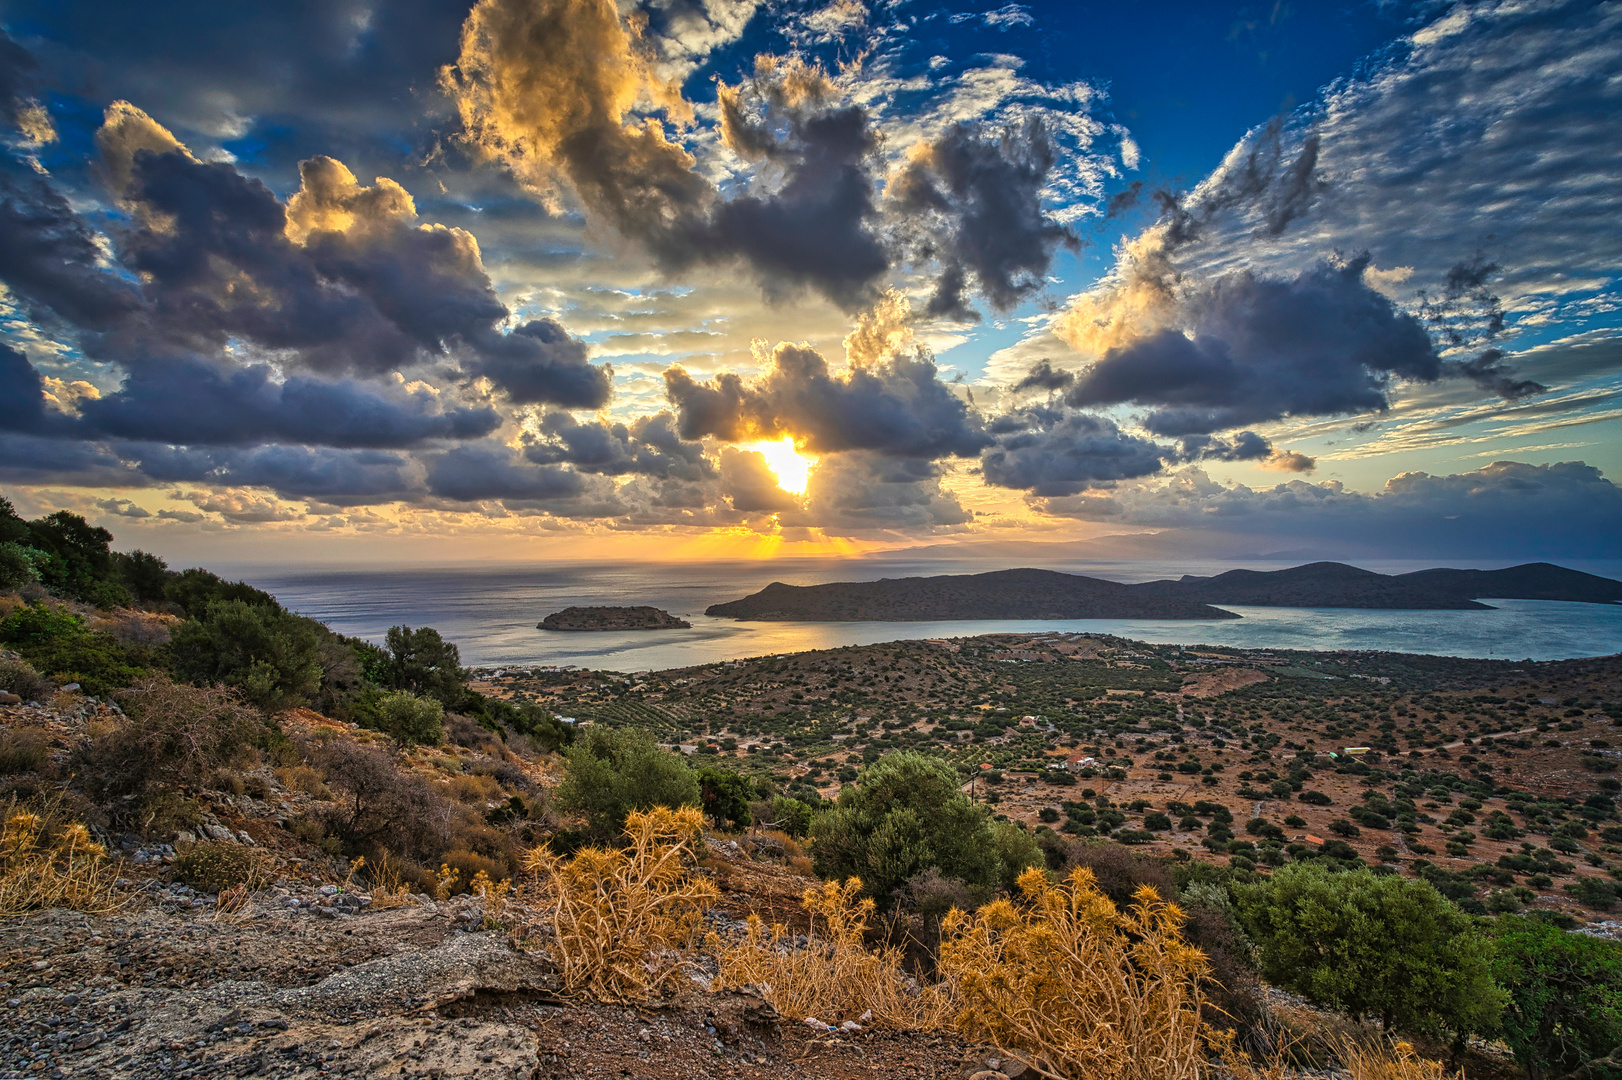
{"left": 706, "top": 562, "right": 1622, "bottom": 620}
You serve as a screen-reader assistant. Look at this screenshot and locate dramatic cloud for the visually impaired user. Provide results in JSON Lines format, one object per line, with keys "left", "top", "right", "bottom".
{"left": 444, "top": 3, "right": 1081, "bottom": 314}
{"left": 718, "top": 446, "right": 799, "bottom": 513}
{"left": 1152, "top": 0, "right": 1621, "bottom": 347}
{"left": 76, "top": 360, "right": 500, "bottom": 448}
{"left": 891, "top": 119, "right": 1076, "bottom": 319}
{"left": 0, "top": 29, "right": 54, "bottom": 143}
{"left": 1039, "top": 460, "right": 1622, "bottom": 560}
{"left": 980, "top": 407, "right": 1166, "bottom": 496}
{"left": 423, "top": 443, "right": 596, "bottom": 504}
{"left": 663, "top": 341, "right": 989, "bottom": 458}
{"left": 522, "top": 410, "right": 712, "bottom": 481}
{"left": 130, "top": 444, "right": 416, "bottom": 504}
{"left": 794, "top": 452, "right": 971, "bottom": 533}
{"left": 92, "top": 116, "right": 613, "bottom": 407}
{"left": 1061, "top": 256, "right": 1441, "bottom": 435}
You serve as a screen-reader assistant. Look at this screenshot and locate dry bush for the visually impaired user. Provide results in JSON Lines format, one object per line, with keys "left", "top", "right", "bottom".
{"left": 0, "top": 656, "right": 52, "bottom": 702}
{"left": 442, "top": 772, "right": 503, "bottom": 805}
{"left": 0, "top": 726, "right": 52, "bottom": 776}
{"left": 88, "top": 609, "right": 177, "bottom": 648}
{"left": 713, "top": 876, "right": 955, "bottom": 1031}
{"left": 174, "top": 839, "right": 266, "bottom": 892}
{"left": 0, "top": 798, "right": 121, "bottom": 916}
{"left": 96, "top": 678, "right": 264, "bottom": 796}
{"left": 314, "top": 741, "right": 451, "bottom": 863}
{"left": 939, "top": 866, "right": 1209, "bottom": 1080}
{"left": 512, "top": 805, "right": 719, "bottom": 1003}
{"left": 274, "top": 765, "right": 331, "bottom": 798}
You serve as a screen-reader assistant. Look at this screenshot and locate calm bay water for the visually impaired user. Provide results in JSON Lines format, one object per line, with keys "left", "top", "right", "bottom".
{"left": 232, "top": 559, "right": 1622, "bottom": 671}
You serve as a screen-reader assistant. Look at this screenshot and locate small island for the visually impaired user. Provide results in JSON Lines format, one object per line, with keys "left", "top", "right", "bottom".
{"left": 537, "top": 605, "right": 691, "bottom": 631}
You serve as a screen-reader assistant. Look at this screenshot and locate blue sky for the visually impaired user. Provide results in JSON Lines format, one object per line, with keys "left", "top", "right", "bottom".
{"left": 0, "top": 0, "right": 1618, "bottom": 564}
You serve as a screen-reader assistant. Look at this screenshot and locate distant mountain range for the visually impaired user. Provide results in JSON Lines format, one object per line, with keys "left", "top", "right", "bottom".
{"left": 704, "top": 562, "right": 1622, "bottom": 622}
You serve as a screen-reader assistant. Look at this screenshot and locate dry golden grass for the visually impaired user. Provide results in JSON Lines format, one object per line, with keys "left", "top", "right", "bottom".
{"left": 1338, "top": 1039, "right": 1459, "bottom": 1080}
{"left": 354, "top": 852, "right": 420, "bottom": 909}
{"left": 513, "top": 805, "right": 719, "bottom": 1002}
{"left": 939, "top": 866, "right": 1209, "bottom": 1080}
{"left": 712, "top": 876, "right": 955, "bottom": 1031}
{"left": 0, "top": 799, "right": 121, "bottom": 917}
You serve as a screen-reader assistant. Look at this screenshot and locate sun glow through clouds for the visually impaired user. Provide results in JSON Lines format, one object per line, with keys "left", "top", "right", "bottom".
{"left": 744, "top": 436, "right": 817, "bottom": 495}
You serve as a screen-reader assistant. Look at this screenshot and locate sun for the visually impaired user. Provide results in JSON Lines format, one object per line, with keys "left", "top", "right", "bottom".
{"left": 742, "top": 435, "right": 817, "bottom": 495}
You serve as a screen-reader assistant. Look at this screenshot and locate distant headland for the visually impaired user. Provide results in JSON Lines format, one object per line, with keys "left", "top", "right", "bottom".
{"left": 705, "top": 562, "right": 1622, "bottom": 622}
{"left": 538, "top": 605, "right": 691, "bottom": 631}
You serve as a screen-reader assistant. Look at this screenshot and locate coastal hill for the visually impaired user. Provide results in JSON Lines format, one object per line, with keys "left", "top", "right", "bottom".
{"left": 1135, "top": 561, "right": 1622, "bottom": 609}
{"left": 706, "top": 562, "right": 1622, "bottom": 621}
{"left": 704, "top": 568, "right": 1240, "bottom": 621}
{"left": 537, "top": 605, "right": 691, "bottom": 631}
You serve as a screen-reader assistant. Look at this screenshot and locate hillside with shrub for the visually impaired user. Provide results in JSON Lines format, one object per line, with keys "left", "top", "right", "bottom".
{"left": 3, "top": 493, "right": 1622, "bottom": 1080}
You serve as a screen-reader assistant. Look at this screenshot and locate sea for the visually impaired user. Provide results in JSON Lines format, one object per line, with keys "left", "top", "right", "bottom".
{"left": 223, "top": 556, "right": 1622, "bottom": 672}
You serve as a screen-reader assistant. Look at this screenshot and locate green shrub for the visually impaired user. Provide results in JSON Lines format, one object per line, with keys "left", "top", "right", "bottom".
{"left": 697, "top": 765, "right": 753, "bottom": 829}
{"left": 168, "top": 599, "right": 322, "bottom": 712}
{"left": 0, "top": 541, "right": 43, "bottom": 591}
{"left": 0, "top": 604, "right": 146, "bottom": 696}
{"left": 0, "top": 655, "right": 52, "bottom": 701}
{"left": 375, "top": 690, "right": 444, "bottom": 747}
{"left": 809, "top": 752, "right": 1040, "bottom": 909}
{"left": 556, "top": 726, "right": 699, "bottom": 843}
{"left": 1238, "top": 861, "right": 1502, "bottom": 1038}
{"left": 1491, "top": 914, "right": 1622, "bottom": 1080}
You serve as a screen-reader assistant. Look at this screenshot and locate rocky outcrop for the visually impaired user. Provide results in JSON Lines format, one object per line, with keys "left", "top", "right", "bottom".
{"left": 537, "top": 605, "right": 691, "bottom": 631}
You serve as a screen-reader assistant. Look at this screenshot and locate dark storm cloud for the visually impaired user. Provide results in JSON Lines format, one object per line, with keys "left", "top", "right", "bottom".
{"left": 980, "top": 407, "right": 1167, "bottom": 497}
{"left": 76, "top": 360, "right": 499, "bottom": 448}
{"left": 704, "top": 104, "right": 888, "bottom": 310}
{"left": 891, "top": 119, "right": 1077, "bottom": 320}
{"left": 423, "top": 443, "right": 593, "bottom": 503}
{"left": 0, "top": 344, "right": 50, "bottom": 433}
{"left": 0, "top": 433, "right": 138, "bottom": 486}
{"left": 522, "top": 410, "right": 712, "bottom": 480}
{"left": 129, "top": 443, "right": 416, "bottom": 503}
{"left": 0, "top": 149, "right": 142, "bottom": 330}
{"left": 1011, "top": 359, "right": 1075, "bottom": 394}
{"left": 1067, "top": 257, "right": 1440, "bottom": 435}
{"left": 460, "top": 319, "right": 612, "bottom": 408}
{"left": 663, "top": 342, "right": 989, "bottom": 458}
{"left": 1173, "top": 430, "right": 1272, "bottom": 463}
{"left": 88, "top": 143, "right": 610, "bottom": 408}
{"left": 7, "top": 0, "right": 469, "bottom": 179}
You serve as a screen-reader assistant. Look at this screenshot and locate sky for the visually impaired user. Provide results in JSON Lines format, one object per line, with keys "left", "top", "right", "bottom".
{"left": 0, "top": 0, "right": 1619, "bottom": 567}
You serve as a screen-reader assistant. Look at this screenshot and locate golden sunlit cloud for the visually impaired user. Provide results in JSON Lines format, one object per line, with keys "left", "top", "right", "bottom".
{"left": 741, "top": 435, "right": 817, "bottom": 494}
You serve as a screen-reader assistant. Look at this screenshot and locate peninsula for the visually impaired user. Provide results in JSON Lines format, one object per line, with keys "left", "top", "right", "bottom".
{"left": 537, "top": 605, "right": 691, "bottom": 631}
{"left": 704, "top": 568, "right": 1239, "bottom": 621}
{"left": 706, "top": 562, "right": 1622, "bottom": 621}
